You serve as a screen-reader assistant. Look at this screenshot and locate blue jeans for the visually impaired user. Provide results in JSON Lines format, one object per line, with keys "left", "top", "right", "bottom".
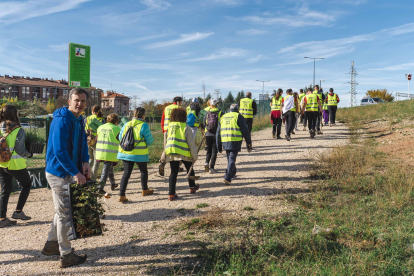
{"left": 224, "top": 150, "right": 238, "bottom": 183}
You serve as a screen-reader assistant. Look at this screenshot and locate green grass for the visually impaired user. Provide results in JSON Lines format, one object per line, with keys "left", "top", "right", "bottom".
{"left": 196, "top": 203, "right": 210, "bottom": 209}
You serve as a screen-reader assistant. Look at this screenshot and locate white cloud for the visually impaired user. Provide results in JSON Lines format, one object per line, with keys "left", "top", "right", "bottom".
{"left": 144, "top": 32, "right": 214, "bottom": 49}
{"left": 140, "top": 0, "right": 171, "bottom": 10}
{"left": 239, "top": 4, "right": 337, "bottom": 27}
{"left": 211, "top": 0, "right": 243, "bottom": 5}
{"left": 247, "top": 55, "right": 262, "bottom": 63}
{"left": 279, "top": 23, "right": 414, "bottom": 60}
{"left": 0, "top": 0, "right": 91, "bottom": 24}
{"left": 182, "top": 48, "right": 247, "bottom": 62}
{"left": 370, "top": 62, "right": 414, "bottom": 71}
{"left": 49, "top": 43, "right": 68, "bottom": 52}
{"left": 119, "top": 33, "right": 173, "bottom": 45}
{"left": 237, "top": 29, "right": 269, "bottom": 35}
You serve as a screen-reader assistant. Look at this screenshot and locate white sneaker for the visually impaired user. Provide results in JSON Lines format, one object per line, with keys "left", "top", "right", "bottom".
{"left": 209, "top": 168, "right": 215, "bottom": 174}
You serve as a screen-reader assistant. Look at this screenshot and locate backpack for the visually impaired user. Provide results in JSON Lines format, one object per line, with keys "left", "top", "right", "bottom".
{"left": 0, "top": 126, "right": 18, "bottom": 162}
{"left": 120, "top": 125, "right": 143, "bottom": 151}
{"left": 206, "top": 111, "right": 219, "bottom": 134}
{"left": 86, "top": 130, "right": 96, "bottom": 146}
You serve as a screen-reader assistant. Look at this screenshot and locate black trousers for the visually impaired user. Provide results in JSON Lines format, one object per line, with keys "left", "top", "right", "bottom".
{"left": 0, "top": 168, "right": 31, "bottom": 218}
{"left": 315, "top": 112, "right": 322, "bottom": 131}
{"left": 272, "top": 118, "right": 282, "bottom": 137}
{"left": 169, "top": 161, "right": 195, "bottom": 195}
{"left": 205, "top": 136, "right": 218, "bottom": 169}
{"left": 245, "top": 118, "right": 253, "bottom": 134}
{"left": 306, "top": 111, "right": 319, "bottom": 131}
{"left": 303, "top": 113, "right": 308, "bottom": 127}
{"left": 119, "top": 161, "right": 148, "bottom": 196}
{"left": 284, "top": 111, "right": 296, "bottom": 136}
{"left": 328, "top": 106, "right": 337, "bottom": 124}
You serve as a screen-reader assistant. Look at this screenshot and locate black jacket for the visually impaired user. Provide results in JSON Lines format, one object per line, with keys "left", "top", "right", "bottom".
{"left": 216, "top": 108, "right": 252, "bottom": 152}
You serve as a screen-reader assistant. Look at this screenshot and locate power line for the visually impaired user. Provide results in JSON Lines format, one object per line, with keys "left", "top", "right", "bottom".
{"left": 348, "top": 61, "right": 358, "bottom": 108}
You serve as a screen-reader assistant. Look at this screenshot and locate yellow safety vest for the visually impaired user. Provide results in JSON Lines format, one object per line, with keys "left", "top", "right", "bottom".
{"left": 118, "top": 119, "right": 148, "bottom": 157}
{"left": 298, "top": 93, "right": 306, "bottom": 103}
{"left": 271, "top": 96, "right": 282, "bottom": 111}
{"left": 328, "top": 94, "right": 338, "bottom": 106}
{"left": 323, "top": 102, "right": 328, "bottom": 110}
{"left": 239, "top": 98, "right": 254, "bottom": 118}
{"left": 186, "top": 106, "right": 200, "bottom": 128}
{"left": 305, "top": 94, "right": 319, "bottom": 112}
{"left": 85, "top": 115, "right": 104, "bottom": 136}
{"left": 163, "top": 104, "right": 178, "bottom": 130}
{"left": 165, "top": 122, "right": 191, "bottom": 157}
{"left": 0, "top": 127, "right": 26, "bottom": 170}
{"left": 204, "top": 106, "right": 211, "bottom": 112}
{"left": 220, "top": 112, "right": 242, "bottom": 142}
{"left": 283, "top": 95, "right": 296, "bottom": 112}
{"left": 96, "top": 123, "right": 121, "bottom": 162}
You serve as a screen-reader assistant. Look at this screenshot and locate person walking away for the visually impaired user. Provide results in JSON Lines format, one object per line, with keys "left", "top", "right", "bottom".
{"left": 85, "top": 105, "right": 105, "bottom": 181}
{"left": 281, "top": 89, "right": 298, "bottom": 141}
{"left": 298, "top": 89, "right": 306, "bottom": 125}
{"left": 95, "top": 113, "right": 121, "bottom": 194}
{"left": 327, "top": 88, "right": 340, "bottom": 126}
{"left": 301, "top": 91, "right": 308, "bottom": 131}
{"left": 203, "top": 99, "right": 222, "bottom": 174}
{"left": 313, "top": 85, "right": 325, "bottom": 135}
{"left": 217, "top": 104, "right": 252, "bottom": 185}
{"left": 164, "top": 108, "right": 198, "bottom": 201}
{"left": 186, "top": 98, "right": 201, "bottom": 141}
{"left": 301, "top": 88, "right": 322, "bottom": 139}
{"left": 322, "top": 93, "right": 329, "bottom": 125}
{"left": 270, "top": 90, "right": 283, "bottom": 139}
{"left": 41, "top": 88, "right": 90, "bottom": 268}
{"left": 159, "top": 96, "right": 182, "bottom": 175}
{"left": 117, "top": 108, "right": 154, "bottom": 203}
{"left": 239, "top": 92, "right": 257, "bottom": 135}
{"left": 293, "top": 92, "right": 300, "bottom": 131}
{"left": 0, "top": 105, "right": 33, "bottom": 228}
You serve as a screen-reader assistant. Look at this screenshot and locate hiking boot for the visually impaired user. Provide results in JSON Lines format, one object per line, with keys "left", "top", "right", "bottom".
{"left": 118, "top": 196, "right": 128, "bottom": 203}
{"left": 0, "top": 218, "right": 17, "bottom": 228}
{"left": 272, "top": 133, "right": 276, "bottom": 138}
{"left": 12, "top": 211, "right": 31, "bottom": 220}
{"left": 204, "top": 163, "right": 209, "bottom": 172}
{"left": 310, "top": 130, "right": 316, "bottom": 139}
{"left": 60, "top": 249, "right": 87, "bottom": 268}
{"left": 317, "top": 130, "right": 323, "bottom": 135}
{"left": 179, "top": 167, "right": 184, "bottom": 172}
{"left": 303, "top": 127, "right": 307, "bottom": 131}
{"left": 223, "top": 178, "right": 231, "bottom": 185}
{"left": 142, "top": 189, "right": 154, "bottom": 196}
{"left": 285, "top": 135, "right": 291, "bottom": 141}
{"left": 110, "top": 184, "right": 118, "bottom": 191}
{"left": 209, "top": 168, "right": 216, "bottom": 174}
{"left": 277, "top": 136, "right": 282, "bottom": 139}
{"left": 291, "top": 131, "right": 295, "bottom": 135}
{"left": 158, "top": 162, "right": 165, "bottom": 176}
{"left": 97, "top": 189, "right": 106, "bottom": 195}
{"left": 168, "top": 194, "right": 178, "bottom": 201}
{"left": 190, "top": 184, "right": 200, "bottom": 194}
{"left": 41, "top": 241, "right": 60, "bottom": 256}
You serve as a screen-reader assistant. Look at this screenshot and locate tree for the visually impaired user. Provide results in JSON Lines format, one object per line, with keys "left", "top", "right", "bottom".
{"left": 223, "top": 91, "right": 235, "bottom": 111}
{"left": 235, "top": 90, "right": 245, "bottom": 103}
{"left": 45, "top": 98, "right": 56, "bottom": 114}
{"left": 366, "top": 89, "right": 394, "bottom": 102}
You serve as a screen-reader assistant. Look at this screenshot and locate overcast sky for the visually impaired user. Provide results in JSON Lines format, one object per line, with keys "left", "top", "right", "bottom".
{"left": 1, "top": 0, "right": 414, "bottom": 107}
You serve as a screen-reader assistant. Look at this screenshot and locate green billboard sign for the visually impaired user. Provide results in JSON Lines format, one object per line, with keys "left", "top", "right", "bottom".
{"left": 68, "top": 43, "right": 90, "bottom": 88}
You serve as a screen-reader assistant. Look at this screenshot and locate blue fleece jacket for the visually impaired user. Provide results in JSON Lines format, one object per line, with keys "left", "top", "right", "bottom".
{"left": 117, "top": 118, "right": 154, "bottom": 163}
{"left": 46, "top": 107, "right": 89, "bottom": 178}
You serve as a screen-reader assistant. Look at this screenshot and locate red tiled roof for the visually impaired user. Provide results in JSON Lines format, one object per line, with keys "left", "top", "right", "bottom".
{"left": 0, "top": 75, "right": 101, "bottom": 90}
{"left": 102, "top": 92, "right": 129, "bottom": 98}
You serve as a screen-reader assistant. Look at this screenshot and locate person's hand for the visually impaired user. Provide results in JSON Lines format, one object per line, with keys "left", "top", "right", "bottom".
{"left": 74, "top": 172, "right": 86, "bottom": 185}
{"left": 82, "top": 162, "right": 91, "bottom": 179}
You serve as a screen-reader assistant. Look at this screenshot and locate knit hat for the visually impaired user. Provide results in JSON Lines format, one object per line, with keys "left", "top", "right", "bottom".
{"left": 210, "top": 99, "right": 219, "bottom": 106}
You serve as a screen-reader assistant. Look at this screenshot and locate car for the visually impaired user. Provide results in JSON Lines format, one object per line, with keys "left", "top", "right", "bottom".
{"left": 361, "top": 96, "right": 385, "bottom": 106}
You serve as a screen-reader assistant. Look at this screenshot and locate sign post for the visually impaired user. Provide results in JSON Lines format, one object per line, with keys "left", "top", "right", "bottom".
{"left": 406, "top": 74, "right": 412, "bottom": 100}
{"left": 69, "top": 43, "right": 91, "bottom": 88}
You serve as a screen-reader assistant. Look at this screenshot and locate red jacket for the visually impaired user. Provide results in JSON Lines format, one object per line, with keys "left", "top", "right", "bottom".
{"left": 161, "top": 102, "right": 178, "bottom": 133}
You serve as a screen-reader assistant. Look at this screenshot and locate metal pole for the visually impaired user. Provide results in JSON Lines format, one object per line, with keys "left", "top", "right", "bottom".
{"left": 313, "top": 59, "right": 316, "bottom": 88}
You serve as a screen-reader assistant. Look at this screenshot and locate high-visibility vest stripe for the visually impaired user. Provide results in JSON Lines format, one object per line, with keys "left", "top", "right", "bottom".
{"left": 97, "top": 140, "right": 119, "bottom": 147}
{"left": 328, "top": 94, "right": 338, "bottom": 106}
{"left": 165, "top": 122, "right": 191, "bottom": 157}
{"left": 165, "top": 144, "right": 190, "bottom": 151}
{"left": 220, "top": 112, "right": 242, "bottom": 142}
{"left": 305, "top": 94, "right": 319, "bottom": 112}
{"left": 271, "top": 97, "right": 282, "bottom": 111}
{"left": 96, "top": 148, "right": 118, "bottom": 153}
{"left": 96, "top": 123, "right": 121, "bottom": 162}
{"left": 0, "top": 127, "right": 26, "bottom": 170}
{"left": 240, "top": 98, "right": 254, "bottom": 118}
{"left": 167, "top": 137, "right": 187, "bottom": 143}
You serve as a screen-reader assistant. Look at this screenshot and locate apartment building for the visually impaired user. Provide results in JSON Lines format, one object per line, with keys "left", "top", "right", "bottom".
{"left": 101, "top": 90, "right": 130, "bottom": 116}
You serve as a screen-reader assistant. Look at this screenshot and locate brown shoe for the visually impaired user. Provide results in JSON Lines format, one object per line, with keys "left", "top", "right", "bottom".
{"left": 142, "top": 189, "right": 154, "bottom": 196}
{"left": 119, "top": 196, "right": 128, "bottom": 203}
{"left": 41, "top": 241, "right": 60, "bottom": 256}
{"left": 60, "top": 249, "right": 87, "bottom": 268}
{"left": 168, "top": 194, "right": 178, "bottom": 201}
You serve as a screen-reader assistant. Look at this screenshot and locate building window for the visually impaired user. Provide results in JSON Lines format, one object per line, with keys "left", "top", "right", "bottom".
{"left": 11, "top": 87, "right": 18, "bottom": 98}
{"left": 22, "top": 87, "right": 30, "bottom": 98}
{"left": 53, "top": 88, "right": 58, "bottom": 99}
{"left": 33, "top": 87, "right": 40, "bottom": 99}
{"left": 43, "top": 88, "right": 46, "bottom": 98}
{"left": 63, "top": 89, "right": 69, "bottom": 99}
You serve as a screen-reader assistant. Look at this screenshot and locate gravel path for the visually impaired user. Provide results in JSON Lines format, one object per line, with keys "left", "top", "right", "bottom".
{"left": 0, "top": 123, "right": 349, "bottom": 275}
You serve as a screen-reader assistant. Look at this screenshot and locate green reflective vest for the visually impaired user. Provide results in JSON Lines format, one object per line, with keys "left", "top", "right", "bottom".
{"left": 118, "top": 119, "right": 148, "bottom": 157}
{"left": 85, "top": 115, "right": 104, "bottom": 136}
{"left": 298, "top": 93, "right": 306, "bottom": 103}
{"left": 220, "top": 112, "right": 242, "bottom": 142}
{"left": 239, "top": 98, "right": 253, "bottom": 118}
{"left": 323, "top": 102, "right": 328, "bottom": 110}
{"left": 96, "top": 123, "right": 121, "bottom": 162}
{"left": 186, "top": 106, "right": 200, "bottom": 127}
{"left": 306, "top": 94, "right": 319, "bottom": 112}
{"left": 271, "top": 96, "right": 282, "bottom": 111}
{"left": 328, "top": 94, "right": 338, "bottom": 106}
{"left": 283, "top": 95, "right": 296, "bottom": 112}
{"left": 165, "top": 122, "right": 191, "bottom": 157}
{"left": 204, "top": 106, "right": 211, "bottom": 112}
{"left": 0, "top": 127, "right": 26, "bottom": 170}
{"left": 163, "top": 104, "right": 178, "bottom": 130}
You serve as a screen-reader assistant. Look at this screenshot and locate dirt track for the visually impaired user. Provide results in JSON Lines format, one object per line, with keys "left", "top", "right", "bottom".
{"left": 0, "top": 123, "right": 349, "bottom": 275}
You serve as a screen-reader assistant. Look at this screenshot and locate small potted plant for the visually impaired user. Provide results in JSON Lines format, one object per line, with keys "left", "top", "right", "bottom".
{"left": 24, "top": 129, "right": 46, "bottom": 154}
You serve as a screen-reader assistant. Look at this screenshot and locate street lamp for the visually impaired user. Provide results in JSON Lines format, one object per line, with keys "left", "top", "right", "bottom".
{"left": 304, "top": 57, "right": 325, "bottom": 88}
{"left": 320, "top": 80, "right": 325, "bottom": 91}
{"left": 256, "top": 80, "right": 270, "bottom": 95}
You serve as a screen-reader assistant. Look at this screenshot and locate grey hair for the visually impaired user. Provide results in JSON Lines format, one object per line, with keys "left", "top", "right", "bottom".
{"left": 230, "top": 103, "right": 239, "bottom": 111}
{"left": 210, "top": 99, "right": 219, "bottom": 107}
{"left": 69, "top": 88, "right": 89, "bottom": 100}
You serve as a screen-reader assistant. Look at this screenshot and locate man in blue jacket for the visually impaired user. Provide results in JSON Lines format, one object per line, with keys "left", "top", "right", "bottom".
{"left": 41, "top": 88, "right": 90, "bottom": 268}
{"left": 216, "top": 104, "right": 252, "bottom": 185}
